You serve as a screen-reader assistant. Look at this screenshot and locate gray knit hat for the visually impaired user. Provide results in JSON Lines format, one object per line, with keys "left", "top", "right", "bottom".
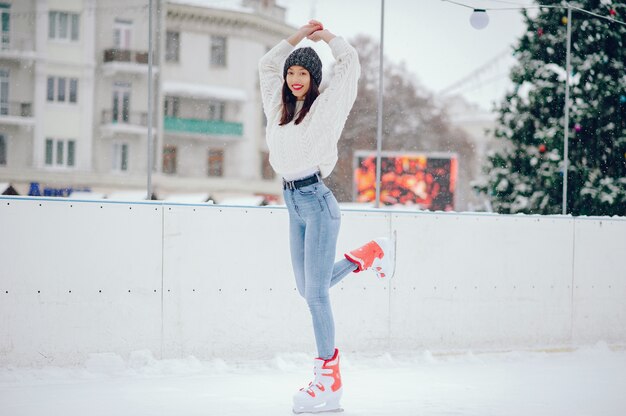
{"left": 283, "top": 47, "right": 322, "bottom": 86}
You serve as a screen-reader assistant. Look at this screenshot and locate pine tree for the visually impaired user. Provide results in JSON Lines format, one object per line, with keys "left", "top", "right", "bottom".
{"left": 478, "top": 0, "right": 626, "bottom": 216}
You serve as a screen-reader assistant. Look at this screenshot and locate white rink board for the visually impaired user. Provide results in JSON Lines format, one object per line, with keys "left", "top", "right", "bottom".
{"left": 161, "top": 204, "right": 308, "bottom": 358}
{"left": 332, "top": 209, "right": 392, "bottom": 353}
{"left": 389, "top": 213, "right": 575, "bottom": 350}
{"left": 0, "top": 197, "right": 163, "bottom": 366}
{"left": 572, "top": 218, "right": 626, "bottom": 344}
{"left": 161, "top": 206, "right": 393, "bottom": 359}
{"left": 1, "top": 196, "right": 625, "bottom": 366}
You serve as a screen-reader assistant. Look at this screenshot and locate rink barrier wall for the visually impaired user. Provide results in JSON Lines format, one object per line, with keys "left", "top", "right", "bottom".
{"left": 1, "top": 195, "right": 625, "bottom": 366}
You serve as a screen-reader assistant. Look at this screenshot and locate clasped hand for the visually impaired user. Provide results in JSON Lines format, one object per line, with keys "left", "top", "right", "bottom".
{"left": 300, "top": 19, "right": 329, "bottom": 42}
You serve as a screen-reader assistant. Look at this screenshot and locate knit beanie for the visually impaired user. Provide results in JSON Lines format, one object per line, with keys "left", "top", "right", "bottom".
{"left": 283, "top": 47, "right": 322, "bottom": 86}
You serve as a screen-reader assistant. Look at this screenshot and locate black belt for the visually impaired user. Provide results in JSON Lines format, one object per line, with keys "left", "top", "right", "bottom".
{"left": 283, "top": 172, "right": 321, "bottom": 190}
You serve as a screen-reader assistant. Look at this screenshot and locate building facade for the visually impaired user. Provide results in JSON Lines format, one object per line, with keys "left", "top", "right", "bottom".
{"left": 0, "top": 0, "right": 294, "bottom": 201}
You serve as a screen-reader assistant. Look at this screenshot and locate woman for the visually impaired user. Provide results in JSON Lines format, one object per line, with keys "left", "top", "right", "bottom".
{"left": 258, "top": 20, "right": 395, "bottom": 414}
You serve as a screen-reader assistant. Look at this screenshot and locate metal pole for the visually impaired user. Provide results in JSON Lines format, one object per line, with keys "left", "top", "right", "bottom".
{"left": 375, "top": 0, "right": 385, "bottom": 208}
{"left": 562, "top": 6, "right": 572, "bottom": 215}
{"left": 147, "top": 0, "right": 154, "bottom": 200}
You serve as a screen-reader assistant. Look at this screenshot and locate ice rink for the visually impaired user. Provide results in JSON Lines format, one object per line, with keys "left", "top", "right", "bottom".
{"left": 1, "top": 343, "right": 625, "bottom": 416}
{"left": 2, "top": 199, "right": 625, "bottom": 415}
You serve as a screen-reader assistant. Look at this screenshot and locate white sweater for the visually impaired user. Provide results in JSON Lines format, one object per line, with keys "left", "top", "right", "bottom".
{"left": 258, "top": 37, "right": 360, "bottom": 178}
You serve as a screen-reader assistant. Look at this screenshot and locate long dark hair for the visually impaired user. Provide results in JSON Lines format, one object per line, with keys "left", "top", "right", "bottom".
{"left": 279, "top": 79, "right": 320, "bottom": 126}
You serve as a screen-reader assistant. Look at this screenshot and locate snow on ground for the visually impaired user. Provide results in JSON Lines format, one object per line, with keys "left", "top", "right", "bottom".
{"left": 1, "top": 343, "right": 626, "bottom": 416}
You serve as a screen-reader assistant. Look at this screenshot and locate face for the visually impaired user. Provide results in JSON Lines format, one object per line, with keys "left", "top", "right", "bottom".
{"left": 286, "top": 65, "right": 311, "bottom": 101}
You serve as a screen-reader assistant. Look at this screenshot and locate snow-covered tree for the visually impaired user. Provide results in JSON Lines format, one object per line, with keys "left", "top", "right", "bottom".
{"left": 477, "top": 0, "right": 626, "bottom": 215}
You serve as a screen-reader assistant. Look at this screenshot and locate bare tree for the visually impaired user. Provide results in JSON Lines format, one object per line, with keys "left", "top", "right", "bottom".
{"left": 326, "top": 35, "right": 476, "bottom": 207}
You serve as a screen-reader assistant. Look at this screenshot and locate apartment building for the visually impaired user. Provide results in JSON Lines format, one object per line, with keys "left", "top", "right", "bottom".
{"left": 0, "top": 0, "right": 294, "bottom": 201}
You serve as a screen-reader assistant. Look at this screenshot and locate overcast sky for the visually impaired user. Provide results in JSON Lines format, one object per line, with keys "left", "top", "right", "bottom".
{"left": 275, "top": 0, "right": 535, "bottom": 111}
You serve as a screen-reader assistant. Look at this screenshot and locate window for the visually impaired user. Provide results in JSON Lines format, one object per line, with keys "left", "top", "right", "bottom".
{"left": 113, "top": 19, "right": 132, "bottom": 49}
{"left": 45, "top": 138, "right": 75, "bottom": 167}
{"left": 208, "top": 100, "right": 225, "bottom": 120}
{"left": 261, "top": 151, "right": 274, "bottom": 180}
{"left": 112, "top": 142, "right": 129, "bottom": 172}
{"left": 0, "top": 68, "right": 7, "bottom": 115}
{"left": 163, "top": 145, "right": 177, "bottom": 174}
{"left": 45, "top": 139, "right": 53, "bottom": 165}
{"left": 1, "top": 4, "right": 10, "bottom": 49}
{"left": 207, "top": 149, "right": 224, "bottom": 177}
{"left": 58, "top": 12, "right": 67, "bottom": 39}
{"left": 69, "top": 79, "right": 78, "bottom": 103}
{"left": 47, "top": 76, "right": 78, "bottom": 103}
{"left": 48, "top": 12, "right": 54, "bottom": 38}
{"left": 67, "top": 140, "right": 75, "bottom": 166}
{"left": 0, "top": 134, "right": 6, "bottom": 165}
{"left": 165, "top": 31, "right": 179, "bottom": 62}
{"left": 112, "top": 82, "right": 131, "bottom": 123}
{"left": 210, "top": 36, "right": 226, "bottom": 67}
{"left": 56, "top": 140, "right": 63, "bottom": 164}
{"left": 57, "top": 77, "right": 66, "bottom": 102}
{"left": 70, "top": 14, "right": 79, "bottom": 40}
{"left": 164, "top": 96, "right": 179, "bottom": 117}
{"left": 49, "top": 11, "right": 80, "bottom": 41}
{"left": 47, "top": 77, "right": 54, "bottom": 101}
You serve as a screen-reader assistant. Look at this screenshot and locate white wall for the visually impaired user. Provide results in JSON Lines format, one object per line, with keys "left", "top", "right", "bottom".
{"left": 1, "top": 196, "right": 625, "bottom": 366}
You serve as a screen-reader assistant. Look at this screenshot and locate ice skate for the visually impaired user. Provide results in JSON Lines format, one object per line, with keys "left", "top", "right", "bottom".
{"left": 293, "top": 349, "right": 344, "bottom": 414}
{"left": 345, "top": 235, "right": 396, "bottom": 279}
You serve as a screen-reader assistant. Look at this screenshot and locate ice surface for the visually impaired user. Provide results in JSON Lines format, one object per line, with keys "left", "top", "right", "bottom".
{"left": 1, "top": 344, "right": 625, "bottom": 415}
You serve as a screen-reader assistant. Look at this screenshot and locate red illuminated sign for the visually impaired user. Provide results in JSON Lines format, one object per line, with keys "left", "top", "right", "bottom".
{"left": 354, "top": 152, "right": 457, "bottom": 211}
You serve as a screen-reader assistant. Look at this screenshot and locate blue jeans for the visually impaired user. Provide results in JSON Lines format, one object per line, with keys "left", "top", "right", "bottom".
{"left": 283, "top": 180, "right": 358, "bottom": 360}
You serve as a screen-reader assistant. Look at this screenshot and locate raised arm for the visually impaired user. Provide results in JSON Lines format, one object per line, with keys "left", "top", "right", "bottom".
{"left": 308, "top": 32, "right": 360, "bottom": 141}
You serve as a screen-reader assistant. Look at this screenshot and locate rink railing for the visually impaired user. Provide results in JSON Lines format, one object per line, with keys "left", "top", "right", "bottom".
{"left": 1, "top": 195, "right": 625, "bottom": 366}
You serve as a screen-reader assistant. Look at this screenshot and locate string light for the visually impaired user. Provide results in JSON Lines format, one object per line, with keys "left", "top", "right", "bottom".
{"left": 440, "top": 0, "right": 626, "bottom": 29}
{"left": 470, "top": 9, "right": 489, "bottom": 29}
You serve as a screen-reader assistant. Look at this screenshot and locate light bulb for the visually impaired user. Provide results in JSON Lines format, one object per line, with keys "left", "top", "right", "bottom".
{"left": 470, "top": 9, "right": 489, "bottom": 30}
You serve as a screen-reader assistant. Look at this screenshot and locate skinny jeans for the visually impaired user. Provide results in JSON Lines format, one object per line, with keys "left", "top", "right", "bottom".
{"left": 283, "top": 180, "right": 357, "bottom": 360}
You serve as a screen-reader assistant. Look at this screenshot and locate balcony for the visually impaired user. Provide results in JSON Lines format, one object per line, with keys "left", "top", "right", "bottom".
{"left": 0, "top": 101, "right": 35, "bottom": 127}
{"left": 164, "top": 116, "right": 243, "bottom": 138}
{"left": 0, "top": 31, "right": 36, "bottom": 62}
{"left": 101, "top": 48, "right": 156, "bottom": 76}
{"left": 103, "top": 48, "right": 148, "bottom": 64}
{"left": 100, "top": 109, "right": 151, "bottom": 136}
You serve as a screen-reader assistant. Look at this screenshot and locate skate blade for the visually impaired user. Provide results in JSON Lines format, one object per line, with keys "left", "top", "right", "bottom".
{"left": 375, "top": 232, "right": 397, "bottom": 279}
{"left": 293, "top": 408, "right": 343, "bottom": 414}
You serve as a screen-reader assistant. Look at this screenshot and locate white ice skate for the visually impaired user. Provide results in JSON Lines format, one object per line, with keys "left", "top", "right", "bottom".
{"left": 345, "top": 234, "right": 396, "bottom": 279}
{"left": 293, "top": 348, "right": 344, "bottom": 414}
